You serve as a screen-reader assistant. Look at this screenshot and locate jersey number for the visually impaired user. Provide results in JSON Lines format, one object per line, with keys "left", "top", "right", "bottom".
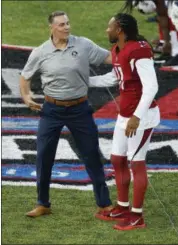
{"left": 115, "top": 59, "right": 135, "bottom": 90}
{"left": 115, "top": 66, "right": 124, "bottom": 89}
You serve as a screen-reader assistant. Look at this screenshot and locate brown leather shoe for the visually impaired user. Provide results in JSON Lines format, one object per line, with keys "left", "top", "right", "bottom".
{"left": 26, "top": 205, "right": 52, "bottom": 218}
{"left": 97, "top": 205, "right": 113, "bottom": 212}
{"left": 95, "top": 205, "right": 114, "bottom": 221}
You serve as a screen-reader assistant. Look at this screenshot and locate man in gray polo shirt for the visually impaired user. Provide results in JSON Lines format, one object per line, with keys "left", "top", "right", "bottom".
{"left": 20, "top": 11, "right": 113, "bottom": 218}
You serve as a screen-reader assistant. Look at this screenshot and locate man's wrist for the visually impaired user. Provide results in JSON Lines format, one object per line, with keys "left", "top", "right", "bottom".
{"left": 133, "top": 114, "right": 140, "bottom": 121}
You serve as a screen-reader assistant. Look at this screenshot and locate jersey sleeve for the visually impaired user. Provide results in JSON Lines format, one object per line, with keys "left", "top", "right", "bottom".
{"left": 83, "top": 37, "right": 110, "bottom": 66}
{"left": 133, "top": 58, "right": 158, "bottom": 119}
{"left": 128, "top": 44, "right": 153, "bottom": 64}
{"left": 21, "top": 48, "right": 41, "bottom": 80}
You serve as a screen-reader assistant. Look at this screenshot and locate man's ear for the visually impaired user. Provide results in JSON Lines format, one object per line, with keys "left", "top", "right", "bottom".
{"left": 49, "top": 24, "right": 53, "bottom": 36}
{"left": 117, "top": 27, "right": 122, "bottom": 34}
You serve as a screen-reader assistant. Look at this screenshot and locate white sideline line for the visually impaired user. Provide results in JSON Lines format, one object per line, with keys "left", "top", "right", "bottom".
{"left": 147, "top": 169, "right": 178, "bottom": 172}
{"left": 1, "top": 170, "right": 177, "bottom": 190}
{"left": 2, "top": 102, "right": 31, "bottom": 108}
{"left": 2, "top": 179, "right": 116, "bottom": 191}
{"left": 2, "top": 94, "right": 44, "bottom": 99}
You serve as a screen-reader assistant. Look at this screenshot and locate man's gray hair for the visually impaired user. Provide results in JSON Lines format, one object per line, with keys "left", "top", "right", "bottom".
{"left": 48, "top": 11, "right": 67, "bottom": 24}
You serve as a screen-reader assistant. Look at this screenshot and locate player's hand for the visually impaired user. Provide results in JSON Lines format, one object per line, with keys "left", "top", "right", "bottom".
{"left": 125, "top": 115, "right": 140, "bottom": 138}
{"left": 23, "top": 95, "right": 42, "bottom": 112}
{"left": 162, "top": 41, "right": 172, "bottom": 55}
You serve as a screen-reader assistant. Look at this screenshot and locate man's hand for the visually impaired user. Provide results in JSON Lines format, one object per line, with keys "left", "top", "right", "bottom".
{"left": 162, "top": 41, "right": 172, "bottom": 55}
{"left": 23, "top": 94, "right": 42, "bottom": 112}
{"left": 20, "top": 76, "right": 41, "bottom": 112}
{"left": 125, "top": 115, "right": 140, "bottom": 137}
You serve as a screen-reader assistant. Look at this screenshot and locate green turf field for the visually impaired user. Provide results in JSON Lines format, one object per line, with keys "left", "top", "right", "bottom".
{"left": 2, "top": 174, "right": 178, "bottom": 244}
{"left": 2, "top": 0, "right": 158, "bottom": 48}
{"left": 2, "top": 1, "right": 178, "bottom": 244}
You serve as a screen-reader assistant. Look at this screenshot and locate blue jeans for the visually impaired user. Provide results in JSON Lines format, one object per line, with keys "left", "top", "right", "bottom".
{"left": 36, "top": 100, "right": 112, "bottom": 208}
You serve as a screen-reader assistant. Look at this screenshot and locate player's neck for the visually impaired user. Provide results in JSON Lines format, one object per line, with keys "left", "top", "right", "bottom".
{"left": 117, "top": 39, "right": 125, "bottom": 50}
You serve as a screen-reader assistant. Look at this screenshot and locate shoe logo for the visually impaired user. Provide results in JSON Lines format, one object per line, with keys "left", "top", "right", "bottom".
{"left": 130, "top": 217, "right": 141, "bottom": 226}
{"left": 110, "top": 212, "right": 124, "bottom": 217}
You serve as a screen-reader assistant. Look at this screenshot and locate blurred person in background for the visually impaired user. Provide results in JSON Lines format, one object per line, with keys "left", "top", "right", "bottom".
{"left": 123, "top": 0, "right": 178, "bottom": 66}
{"left": 170, "top": 1, "right": 178, "bottom": 31}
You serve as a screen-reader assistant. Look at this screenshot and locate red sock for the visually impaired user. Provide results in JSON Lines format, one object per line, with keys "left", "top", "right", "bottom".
{"left": 111, "top": 155, "right": 130, "bottom": 203}
{"left": 131, "top": 161, "right": 148, "bottom": 209}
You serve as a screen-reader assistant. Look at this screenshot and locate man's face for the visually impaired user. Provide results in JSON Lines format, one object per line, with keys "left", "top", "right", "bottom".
{"left": 50, "top": 15, "right": 70, "bottom": 40}
{"left": 106, "top": 17, "right": 119, "bottom": 43}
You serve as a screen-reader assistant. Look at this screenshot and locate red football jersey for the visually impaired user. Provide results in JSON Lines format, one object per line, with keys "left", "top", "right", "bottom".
{"left": 112, "top": 40, "right": 157, "bottom": 117}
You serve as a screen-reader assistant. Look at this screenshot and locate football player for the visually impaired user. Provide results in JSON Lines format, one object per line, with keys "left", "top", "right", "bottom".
{"left": 90, "top": 13, "right": 160, "bottom": 230}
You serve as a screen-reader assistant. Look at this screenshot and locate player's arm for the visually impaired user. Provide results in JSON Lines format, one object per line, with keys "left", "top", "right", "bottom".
{"left": 125, "top": 54, "right": 158, "bottom": 138}
{"left": 155, "top": 0, "right": 171, "bottom": 54}
{"left": 20, "top": 48, "right": 42, "bottom": 111}
{"left": 89, "top": 69, "right": 118, "bottom": 87}
{"left": 133, "top": 58, "right": 158, "bottom": 119}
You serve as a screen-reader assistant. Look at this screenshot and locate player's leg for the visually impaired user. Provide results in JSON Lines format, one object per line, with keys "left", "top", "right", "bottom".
{"left": 66, "top": 101, "right": 112, "bottom": 212}
{"left": 129, "top": 128, "right": 153, "bottom": 213}
{"left": 114, "top": 128, "right": 153, "bottom": 230}
{"left": 110, "top": 121, "right": 130, "bottom": 219}
{"left": 26, "top": 102, "right": 64, "bottom": 217}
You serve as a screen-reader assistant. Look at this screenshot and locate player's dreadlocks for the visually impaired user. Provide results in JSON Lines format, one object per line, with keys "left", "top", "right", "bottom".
{"left": 114, "top": 13, "right": 147, "bottom": 42}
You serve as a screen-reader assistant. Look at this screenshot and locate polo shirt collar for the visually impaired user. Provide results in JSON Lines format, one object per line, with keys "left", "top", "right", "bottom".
{"left": 67, "top": 35, "right": 75, "bottom": 48}
{"left": 48, "top": 35, "right": 75, "bottom": 52}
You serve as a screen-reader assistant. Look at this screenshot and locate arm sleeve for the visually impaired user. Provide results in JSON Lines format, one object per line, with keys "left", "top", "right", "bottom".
{"left": 84, "top": 37, "right": 110, "bottom": 66}
{"left": 89, "top": 69, "right": 118, "bottom": 87}
{"left": 21, "top": 48, "right": 41, "bottom": 80}
{"left": 133, "top": 58, "right": 158, "bottom": 119}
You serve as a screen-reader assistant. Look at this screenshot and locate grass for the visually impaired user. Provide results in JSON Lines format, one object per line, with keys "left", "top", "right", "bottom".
{"left": 2, "top": 0, "right": 158, "bottom": 48}
{"left": 2, "top": 1, "right": 178, "bottom": 244}
{"left": 2, "top": 173, "right": 178, "bottom": 244}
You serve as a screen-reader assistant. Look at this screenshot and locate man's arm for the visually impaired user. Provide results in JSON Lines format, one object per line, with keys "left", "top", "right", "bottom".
{"left": 125, "top": 57, "right": 158, "bottom": 137}
{"left": 84, "top": 38, "right": 112, "bottom": 65}
{"left": 20, "top": 47, "right": 42, "bottom": 111}
{"left": 134, "top": 58, "right": 158, "bottom": 119}
{"left": 20, "top": 76, "right": 41, "bottom": 111}
{"left": 104, "top": 53, "right": 112, "bottom": 64}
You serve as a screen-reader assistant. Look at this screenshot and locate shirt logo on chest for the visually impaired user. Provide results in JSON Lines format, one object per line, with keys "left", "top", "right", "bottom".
{"left": 71, "top": 51, "right": 78, "bottom": 57}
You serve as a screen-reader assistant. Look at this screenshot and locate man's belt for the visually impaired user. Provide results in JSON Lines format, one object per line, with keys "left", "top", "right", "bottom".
{"left": 45, "top": 95, "right": 87, "bottom": 107}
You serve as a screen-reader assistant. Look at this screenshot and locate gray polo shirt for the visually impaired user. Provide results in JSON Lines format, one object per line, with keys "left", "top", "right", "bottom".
{"left": 21, "top": 35, "right": 109, "bottom": 100}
